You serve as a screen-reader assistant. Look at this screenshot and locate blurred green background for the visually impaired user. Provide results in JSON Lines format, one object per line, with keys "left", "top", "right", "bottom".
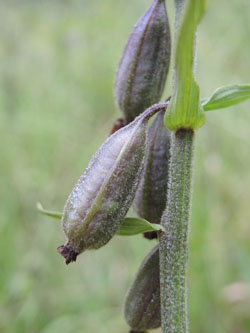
{"left": 1, "top": 0, "right": 250, "bottom": 332}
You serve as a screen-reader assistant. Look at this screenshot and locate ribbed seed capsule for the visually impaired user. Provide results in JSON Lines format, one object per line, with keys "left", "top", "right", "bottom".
{"left": 114, "top": 0, "right": 171, "bottom": 123}
{"left": 133, "top": 110, "right": 170, "bottom": 225}
{"left": 58, "top": 102, "right": 169, "bottom": 264}
{"left": 124, "top": 245, "right": 161, "bottom": 331}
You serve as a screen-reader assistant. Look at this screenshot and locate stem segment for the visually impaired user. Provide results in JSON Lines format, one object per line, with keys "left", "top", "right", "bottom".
{"left": 159, "top": 129, "right": 195, "bottom": 332}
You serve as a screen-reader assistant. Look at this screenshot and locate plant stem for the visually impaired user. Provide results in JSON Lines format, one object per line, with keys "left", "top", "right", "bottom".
{"left": 159, "top": 128, "right": 195, "bottom": 332}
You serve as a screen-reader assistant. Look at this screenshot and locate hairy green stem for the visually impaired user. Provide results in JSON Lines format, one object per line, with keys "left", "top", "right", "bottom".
{"left": 159, "top": 129, "right": 195, "bottom": 332}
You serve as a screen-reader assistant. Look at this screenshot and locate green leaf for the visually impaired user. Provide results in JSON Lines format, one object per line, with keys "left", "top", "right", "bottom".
{"left": 36, "top": 204, "right": 164, "bottom": 237}
{"left": 202, "top": 84, "right": 250, "bottom": 111}
{"left": 36, "top": 202, "right": 62, "bottom": 219}
{"left": 116, "top": 217, "right": 164, "bottom": 236}
{"left": 165, "top": 0, "right": 206, "bottom": 131}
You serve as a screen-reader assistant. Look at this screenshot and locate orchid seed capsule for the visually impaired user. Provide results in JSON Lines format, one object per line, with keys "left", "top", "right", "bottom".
{"left": 124, "top": 245, "right": 161, "bottom": 331}
{"left": 133, "top": 110, "right": 170, "bottom": 226}
{"left": 114, "top": 0, "right": 171, "bottom": 123}
{"left": 58, "top": 102, "right": 169, "bottom": 264}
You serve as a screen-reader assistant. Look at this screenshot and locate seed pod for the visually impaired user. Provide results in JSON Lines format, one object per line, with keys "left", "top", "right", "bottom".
{"left": 114, "top": 0, "right": 171, "bottom": 123}
{"left": 124, "top": 245, "right": 161, "bottom": 331}
{"left": 133, "top": 110, "right": 170, "bottom": 226}
{"left": 58, "top": 102, "right": 169, "bottom": 264}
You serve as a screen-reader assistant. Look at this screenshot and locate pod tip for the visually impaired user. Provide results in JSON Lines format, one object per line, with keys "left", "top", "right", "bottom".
{"left": 57, "top": 244, "right": 79, "bottom": 265}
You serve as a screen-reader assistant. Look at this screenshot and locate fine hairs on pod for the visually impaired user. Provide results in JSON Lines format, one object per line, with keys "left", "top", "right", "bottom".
{"left": 124, "top": 245, "right": 161, "bottom": 331}
{"left": 114, "top": 0, "right": 171, "bottom": 123}
{"left": 133, "top": 109, "right": 171, "bottom": 226}
{"left": 57, "top": 102, "right": 169, "bottom": 264}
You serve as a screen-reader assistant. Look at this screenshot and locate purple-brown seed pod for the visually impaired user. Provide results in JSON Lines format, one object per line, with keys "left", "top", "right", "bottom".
{"left": 58, "top": 102, "right": 169, "bottom": 264}
{"left": 114, "top": 0, "right": 171, "bottom": 123}
{"left": 133, "top": 110, "right": 170, "bottom": 225}
{"left": 124, "top": 245, "right": 161, "bottom": 331}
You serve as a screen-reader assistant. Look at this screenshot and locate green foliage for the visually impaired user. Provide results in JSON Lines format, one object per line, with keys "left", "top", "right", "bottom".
{"left": 165, "top": 0, "right": 206, "bottom": 131}
{"left": 117, "top": 218, "right": 163, "bottom": 236}
{"left": 37, "top": 205, "right": 163, "bottom": 236}
{"left": 202, "top": 84, "right": 250, "bottom": 111}
{"left": 37, "top": 202, "right": 62, "bottom": 219}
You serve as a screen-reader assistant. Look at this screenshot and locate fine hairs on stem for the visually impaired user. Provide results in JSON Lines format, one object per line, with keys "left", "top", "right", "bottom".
{"left": 160, "top": 129, "right": 195, "bottom": 332}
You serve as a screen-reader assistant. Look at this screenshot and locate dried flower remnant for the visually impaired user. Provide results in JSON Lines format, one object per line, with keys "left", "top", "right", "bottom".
{"left": 124, "top": 245, "right": 161, "bottom": 331}
{"left": 58, "top": 102, "right": 169, "bottom": 264}
{"left": 114, "top": 0, "right": 171, "bottom": 123}
{"left": 109, "top": 118, "right": 126, "bottom": 135}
